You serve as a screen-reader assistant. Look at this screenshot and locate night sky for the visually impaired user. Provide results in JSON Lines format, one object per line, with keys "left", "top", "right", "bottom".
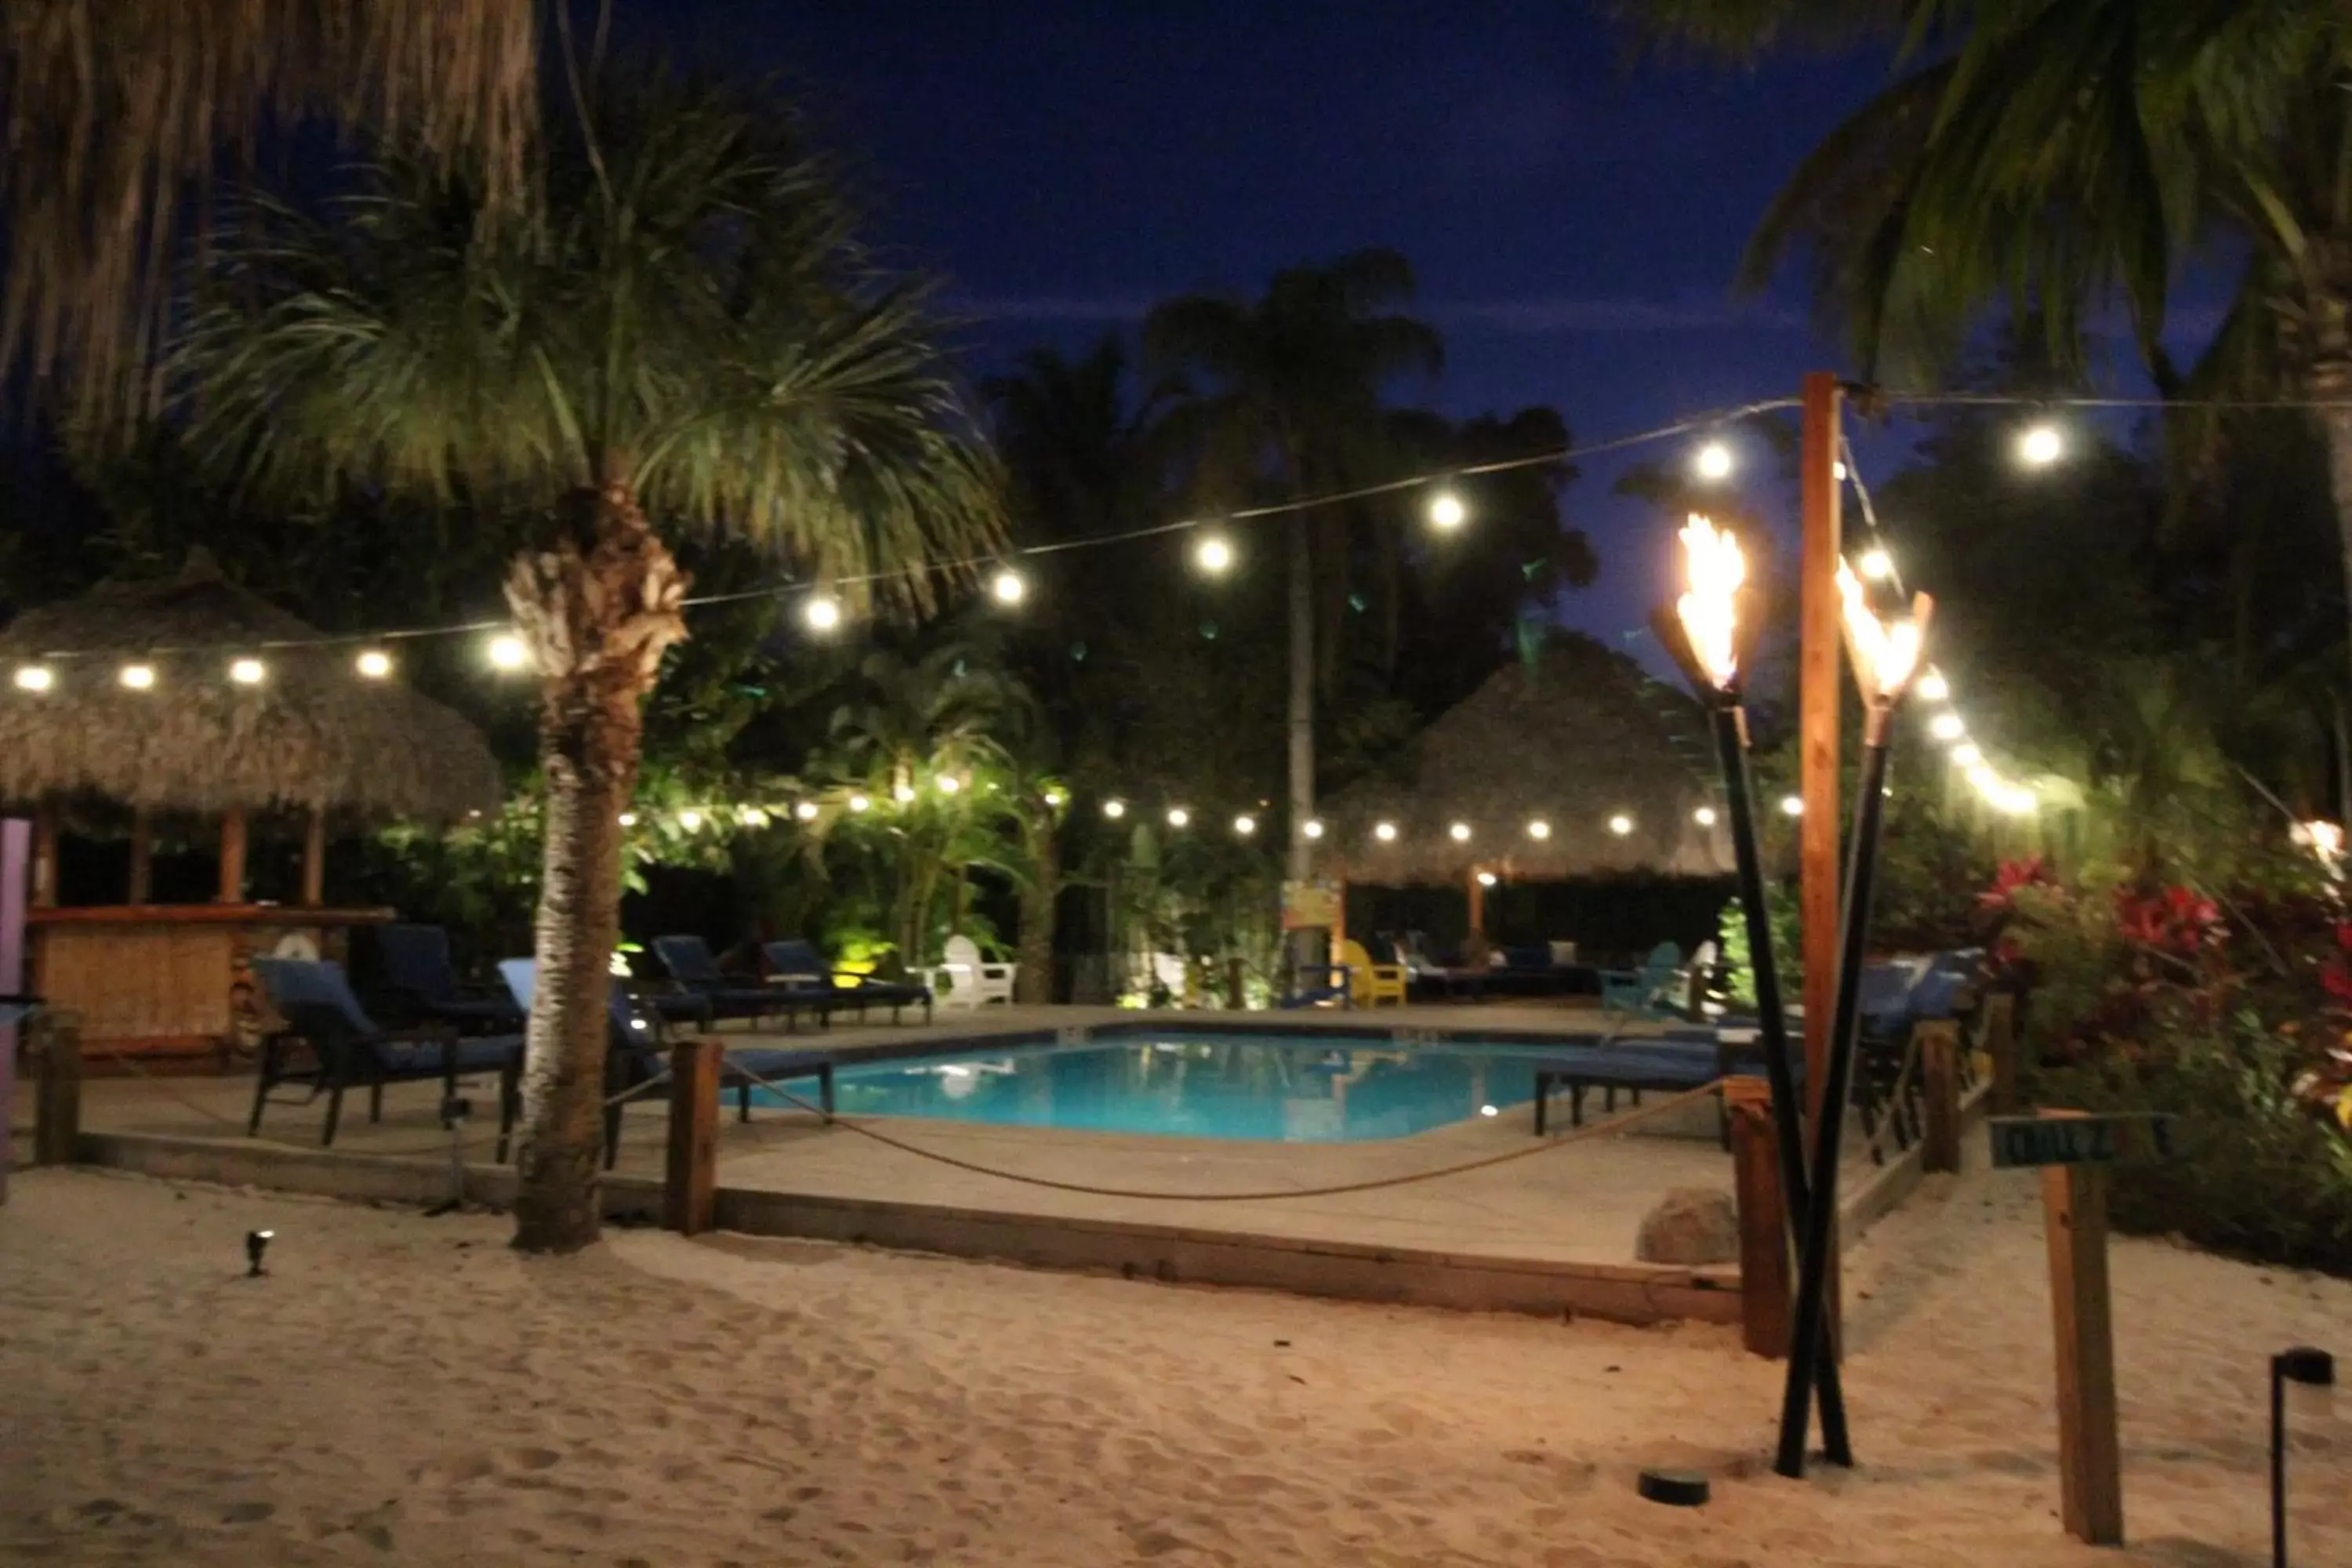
{"left": 633, "top": 2, "right": 1900, "bottom": 650}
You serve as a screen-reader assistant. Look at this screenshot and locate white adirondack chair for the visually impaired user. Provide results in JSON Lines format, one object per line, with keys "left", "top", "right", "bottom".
{"left": 929, "top": 935, "right": 1017, "bottom": 1010}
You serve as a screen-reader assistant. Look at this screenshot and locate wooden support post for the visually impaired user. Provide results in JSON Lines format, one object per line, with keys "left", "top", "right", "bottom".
{"left": 1984, "top": 992, "right": 2020, "bottom": 1113}
{"left": 664, "top": 1036, "right": 720, "bottom": 1236}
{"left": 2039, "top": 1109, "right": 2123, "bottom": 1545}
{"left": 31, "top": 804, "right": 58, "bottom": 908}
{"left": 300, "top": 808, "right": 327, "bottom": 906}
{"left": 1728, "top": 1076, "right": 1791, "bottom": 1359}
{"left": 1798, "top": 369, "right": 1844, "bottom": 1344}
{"left": 0, "top": 817, "right": 25, "bottom": 1202}
{"left": 1465, "top": 864, "right": 1486, "bottom": 952}
{"left": 127, "top": 808, "right": 154, "bottom": 903}
{"left": 1225, "top": 954, "right": 1245, "bottom": 1011}
{"left": 34, "top": 1011, "right": 82, "bottom": 1166}
{"left": 1920, "top": 1020, "right": 1962, "bottom": 1174}
{"left": 216, "top": 810, "right": 248, "bottom": 904}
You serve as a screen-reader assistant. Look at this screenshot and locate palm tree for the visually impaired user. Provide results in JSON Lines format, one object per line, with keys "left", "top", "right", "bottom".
{"left": 1142, "top": 249, "right": 1442, "bottom": 891}
{"left": 4, "top": 0, "right": 538, "bottom": 428}
{"left": 173, "top": 71, "right": 1001, "bottom": 1252}
{"left": 1619, "top": 2, "right": 2352, "bottom": 681}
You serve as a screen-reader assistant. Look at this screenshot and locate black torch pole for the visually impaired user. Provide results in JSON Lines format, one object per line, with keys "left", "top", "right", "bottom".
{"left": 1708, "top": 700, "right": 1849, "bottom": 1466}
{"left": 1774, "top": 704, "right": 1896, "bottom": 1476}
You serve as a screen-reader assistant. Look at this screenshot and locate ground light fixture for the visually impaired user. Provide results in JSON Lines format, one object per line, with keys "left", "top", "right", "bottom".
{"left": 1192, "top": 534, "right": 1234, "bottom": 575}
{"left": 1693, "top": 441, "right": 1735, "bottom": 481}
{"left": 13, "top": 665, "right": 52, "bottom": 692}
{"left": 2272, "top": 1345, "right": 2334, "bottom": 1566}
{"left": 1427, "top": 487, "right": 1467, "bottom": 532}
{"left": 245, "top": 1229, "right": 273, "bottom": 1277}
{"left": 119, "top": 662, "right": 157, "bottom": 691}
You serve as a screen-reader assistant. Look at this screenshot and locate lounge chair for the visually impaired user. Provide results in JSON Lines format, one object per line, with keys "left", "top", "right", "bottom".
{"left": 375, "top": 923, "right": 527, "bottom": 1033}
{"left": 763, "top": 939, "right": 933, "bottom": 1023}
{"left": 498, "top": 960, "right": 837, "bottom": 1167}
{"left": 652, "top": 934, "right": 816, "bottom": 1029}
{"left": 1599, "top": 942, "right": 1685, "bottom": 1017}
{"left": 1526, "top": 1027, "right": 1788, "bottom": 1149}
{"left": 927, "top": 935, "right": 1015, "bottom": 1010}
{"left": 249, "top": 957, "right": 521, "bottom": 1147}
{"left": 1338, "top": 939, "right": 1407, "bottom": 1008}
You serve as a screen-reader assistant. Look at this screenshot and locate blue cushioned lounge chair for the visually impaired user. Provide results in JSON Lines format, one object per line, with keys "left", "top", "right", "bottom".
{"left": 250, "top": 958, "right": 521, "bottom": 1146}
{"left": 763, "top": 939, "right": 932, "bottom": 1023}
{"left": 652, "top": 935, "right": 818, "bottom": 1029}
{"left": 375, "top": 923, "right": 526, "bottom": 1032}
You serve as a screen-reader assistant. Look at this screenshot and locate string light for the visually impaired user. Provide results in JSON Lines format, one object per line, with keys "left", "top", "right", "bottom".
{"left": 1103, "top": 799, "right": 1127, "bottom": 819}
{"left": 1858, "top": 547, "right": 1894, "bottom": 582}
{"left": 13, "top": 666, "right": 53, "bottom": 692}
{"left": 488, "top": 633, "right": 529, "bottom": 670}
{"left": 848, "top": 793, "right": 871, "bottom": 813}
{"left": 1375, "top": 821, "right": 1399, "bottom": 842}
{"left": 119, "top": 663, "right": 156, "bottom": 691}
{"left": 1779, "top": 795, "right": 1804, "bottom": 817}
{"left": 1693, "top": 441, "right": 1735, "bottom": 481}
{"left": 739, "top": 807, "right": 770, "bottom": 828}
{"left": 1448, "top": 822, "right": 1472, "bottom": 843}
{"left": 1693, "top": 805, "right": 1718, "bottom": 826}
{"left": 1302, "top": 818, "right": 1324, "bottom": 840}
{"left": 1427, "top": 488, "right": 1466, "bottom": 532}
{"left": 804, "top": 594, "right": 843, "bottom": 633}
{"left": 1165, "top": 807, "right": 1189, "bottom": 829}
{"left": 355, "top": 649, "right": 394, "bottom": 679}
{"left": 1193, "top": 535, "right": 1235, "bottom": 575}
{"left": 1475, "top": 870, "right": 1498, "bottom": 887}
{"left": 1232, "top": 813, "right": 1256, "bottom": 836}
{"left": 1607, "top": 814, "right": 1633, "bottom": 836}
{"left": 677, "top": 809, "right": 704, "bottom": 831}
{"left": 1952, "top": 742, "right": 1983, "bottom": 767}
{"left": 937, "top": 776, "right": 961, "bottom": 796}
{"left": 2017, "top": 424, "right": 2064, "bottom": 467}
{"left": 617, "top": 811, "right": 637, "bottom": 827}
{"left": 1929, "top": 711, "right": 1966, "bottom": 742}
{"left": 1043, "top": 789, "right": 1066, "bottom": 808}
{"left": 229, "top": 657, "right": 267, "bottom": 685}
{"left": 794, "top": 801, "right": 820, "bottom": 822}
{"left": 1526, "top": 819, "right": 1551, "bottom": 840}
{"left": 990, "top": 566, "right": 1027, "bottom": 605}
{"left": 894, "top": 784, "right": 916, "bottom": 804}
{"left": 1915, "top": 669, "right": 1950, "bottom": 703}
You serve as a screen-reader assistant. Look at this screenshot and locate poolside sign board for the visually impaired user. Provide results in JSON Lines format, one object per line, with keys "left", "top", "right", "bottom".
{"left": 1280, "top": 880, "right": 1341, "bottom": 931}
{"left": 1988, "top": 1113, "right": 2175, "bottom": 1170}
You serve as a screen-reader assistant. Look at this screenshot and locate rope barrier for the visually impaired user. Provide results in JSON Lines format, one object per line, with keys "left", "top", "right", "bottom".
{"left": 710, "top": 1053, "right": 1730, "bottom": 1203}
{"left": 88, "top": 1044, "right": 500, "bottom": 1161}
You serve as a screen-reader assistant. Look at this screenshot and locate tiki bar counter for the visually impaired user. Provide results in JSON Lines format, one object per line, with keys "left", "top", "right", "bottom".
{"left": 0, "top": 554, "right": 501, "bottom": 1071}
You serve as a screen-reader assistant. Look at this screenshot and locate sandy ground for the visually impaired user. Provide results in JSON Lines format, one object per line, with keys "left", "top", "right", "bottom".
{"left": 2, "top": 1162, "right": 2346, "bottom": 1566}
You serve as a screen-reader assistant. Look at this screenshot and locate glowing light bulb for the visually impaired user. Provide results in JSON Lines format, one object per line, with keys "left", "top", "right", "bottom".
{"left": 1479, "top": 1104, "right": 1499, "bottom": 1117}
{"left": 804, "top": 594, "right": 843, "bottom": 633}
{"left": 678, "top": 810, "right": 704, "bottom": 831}
{"left": 893, "top": 784, "right": 916, "bottom": 804}
{"left": 1915, "top": 670, "right": 1949, "bottom": 703}
{"left": 848, "top": 793, "right": 871, "bottom": 813}
{"left": 1693, "top": 806, "right": 1719, "bottom": 827}
{"left": 1952, "top": 742, "right": 1983, "bottom": 768}
{"left": 13, "top": 665, "right": 53, "bottom": 692}
{"left": 794, "top": 801, "right": 820, "bottom": 822}
{"left": 2018, "top": 424, "right": 2064, "bottom": 467}
{"left": 1374, "top": 821, "right": 1399, "bottom": 843}
{"left": 1929, "top": 711, "right": 1966, "bottom": 742}
{"left": 1475, "top": 870, "right": 1497, "bottom": 887}
{"left": 1448, "top": 822, "right": 1472, "bottom": 843}
{"left": 1427, "top": 489, "right": 1466, "bottom": 531}
{"left": 1694, "top": 441, "right": 1734, "bottom": 481}
{"left": 617, "top": 811, "right": 637, "bottom": 827}
{"left": 354, "top": 649, "right": 394, "bottom": 679}
{"left": 1779, "top": 795, "right": 1804, "bottom": 818}
{"left": 1302, "top": 818, "right": 1323, "bottom": 840}
{"left": 488, "top": 633, "right": 528, "bottom": 670}
{"left": 229, "top": 657, "right": 267, "bottom": 685}
{"left": 1858, "top": 547, "right": 1894, "bottom": 582}
{"left": 739, "top": 807, "right": 770, "bottom": 828}
{"left": 119, "top": 662, "right": 156, "bottom": 691}
{"left": 1232, "top": 814, "right": 1256, "bottom": 836}
{"left": 1193, "top": 535, "right": 1234, "bottom": 575}
{"left": 1833, "top": 460, "right": 1849, "bottom": 481}
{"left": 990, "top": 567, "right": 1026, "bottom": 605}
{"left": 1608, "top": 813, "right": 1633, "bottom": 836}
{"left": 937, "top": 775, "right": 960, "bottom": 796}
{"left": 1166, "top": 807, "right": 1189, "bottom": 829}
{"left": 1043, "top": 789, "right": 1066, "bottom": 808}
{"left": 1103, "top": 799, "right": 1127, "bottom": 819}
{"left": 1526, "top": 819, "right": 1551, "bottom": 840}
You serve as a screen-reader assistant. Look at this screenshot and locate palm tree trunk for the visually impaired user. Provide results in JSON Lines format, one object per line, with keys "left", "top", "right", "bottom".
{"left": 1014, "top": 822, "right": 1059, "bottom": 1004}
{"left": 508, "top": 482, "right": 687, "bottom": 1254}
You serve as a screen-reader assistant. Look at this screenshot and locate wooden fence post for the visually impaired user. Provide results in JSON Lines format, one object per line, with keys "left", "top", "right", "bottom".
{"left": 1919, "top": 1021, "right": 1961, "bottom": 1174}
{"left": 34, "top": 1011, "right": 82, "bottom": 1166}
{"left": 665, "top": 1037, "right": 720, "bottom": 1236}
{"left": 1983, "top": 992, "right": 2020, "bottom": 1114}
{"left": 1727, "top": 1076, "right": 1791, "bottom": 1360}
{"left": 2040, "top": 1108, "right": 2123, "bottom": 1546}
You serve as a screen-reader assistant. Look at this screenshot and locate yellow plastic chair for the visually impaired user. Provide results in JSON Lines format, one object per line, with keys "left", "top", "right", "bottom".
{"left": 1341, "top": 940, "right": 1408, "bottom": 1009}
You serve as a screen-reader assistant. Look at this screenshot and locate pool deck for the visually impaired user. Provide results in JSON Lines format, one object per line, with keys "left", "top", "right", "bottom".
{"left": 33, "top": 1002, "right": 1930, "bottom": 1327}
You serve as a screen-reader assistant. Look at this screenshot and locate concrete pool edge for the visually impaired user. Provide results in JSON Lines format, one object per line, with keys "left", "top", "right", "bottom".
{"left": 65, "top": 1127, "right": 1742, "bottom": 1327}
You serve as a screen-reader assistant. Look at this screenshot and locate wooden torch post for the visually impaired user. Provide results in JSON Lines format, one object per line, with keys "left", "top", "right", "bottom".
{"left": 300, "top": 807, "right": 328, "bottom": 906}
{"left": 217, "top": 810, "right": 248, "bottom": 904}
{"left": 1798, "top": 370, "right": 1844, "bottom": 1348}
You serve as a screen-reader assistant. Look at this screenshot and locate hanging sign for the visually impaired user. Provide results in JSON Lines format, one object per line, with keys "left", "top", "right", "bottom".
{"left": 1281, "top": 880, "right": 1341, "bottom": 931}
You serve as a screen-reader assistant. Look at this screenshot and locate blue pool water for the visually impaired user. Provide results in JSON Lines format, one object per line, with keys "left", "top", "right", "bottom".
{"left": 821, "top": 1032, "right": 1576, "bottom": 1142}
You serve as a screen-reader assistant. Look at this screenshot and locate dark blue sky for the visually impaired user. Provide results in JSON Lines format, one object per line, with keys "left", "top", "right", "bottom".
{"left": 642, "top": 2, "right": 1898, "bottom": 648}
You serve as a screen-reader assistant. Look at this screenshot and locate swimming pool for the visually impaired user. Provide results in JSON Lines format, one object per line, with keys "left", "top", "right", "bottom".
{"left": 818, "top": 1031, "right": 1584, "bottom": 1142}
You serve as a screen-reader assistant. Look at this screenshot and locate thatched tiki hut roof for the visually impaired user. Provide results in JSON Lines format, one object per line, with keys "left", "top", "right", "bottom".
{"left": 0, "top": 554, "right": 501, "bottom": 822}
{"left": 1320, "top": 637, "right": 1732, "bottom": 884}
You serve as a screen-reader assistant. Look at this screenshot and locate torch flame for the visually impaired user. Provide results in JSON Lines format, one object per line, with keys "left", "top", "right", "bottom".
{"left": 1675, "top": 514, "right": 1745, "bottom": 690}
{"left": 1837, "top": 561, "right": 1924, "bottom": 702}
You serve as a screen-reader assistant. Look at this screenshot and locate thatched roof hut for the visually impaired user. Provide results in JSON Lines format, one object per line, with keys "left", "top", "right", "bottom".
{"left": 1320, "top": 637, "right": 1732, "bottom": 884}
{"left": 0, "top": 554, "right": 500, "bottom": 822}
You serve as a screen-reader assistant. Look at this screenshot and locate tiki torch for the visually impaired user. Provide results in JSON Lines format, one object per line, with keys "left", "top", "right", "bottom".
{"left": 1773, "top": 562, "right": 1934, "bottom": 1477}
{"left": 1653, "top": 514, "right": 1847, "bottom": 1467}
